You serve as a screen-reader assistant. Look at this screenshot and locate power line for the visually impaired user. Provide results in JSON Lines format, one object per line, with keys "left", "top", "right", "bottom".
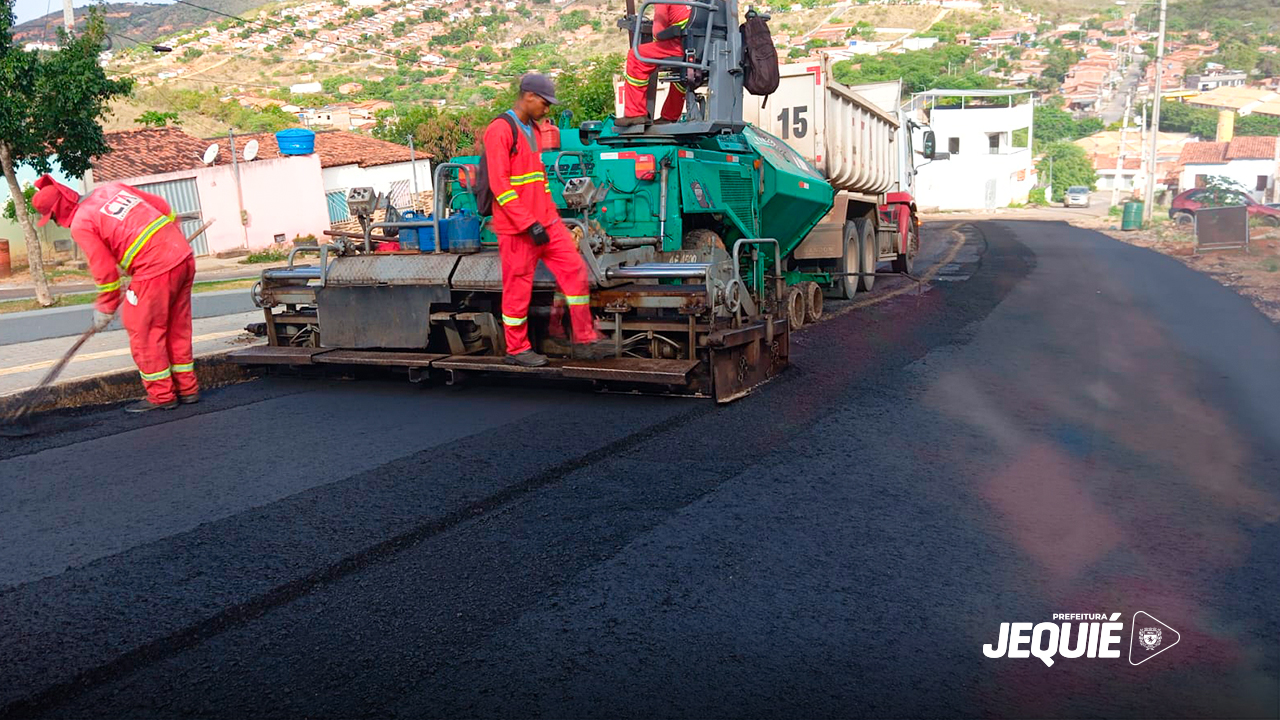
{"left": 168, "top": 0, "right": 520, "bottom": 79}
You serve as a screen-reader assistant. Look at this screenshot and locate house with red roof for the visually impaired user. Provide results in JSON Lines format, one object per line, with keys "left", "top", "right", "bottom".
{"left": 1175, "top": 136, "right": 1280, "bottom": 202}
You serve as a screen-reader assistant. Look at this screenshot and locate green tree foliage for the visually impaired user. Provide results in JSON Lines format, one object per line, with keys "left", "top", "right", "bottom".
{"left": 136, "top": 110, "right": 181, "bottom": 127}
{"left": 553, "top": 54, "right": 625, "bottom": 123}
{"left": 2, "top": 182, "right": 34, "bottom": 221}
{"left": 0, "top": 4, "right": 132, "bottom": 305}
{"left": 1145, "top": 101, "right": 1280, "bottom": 138}
{"left": 556, "top": 9, "right": 591, "bottom": 31}
{"left": 1033, "top": 104, "right": 1102, "bottom": 150}
{"left": 1197, "top": 175, "right": 1249, "bottom": 207}
{"left": 831, "top": 46, "right": 997, "bottom": 94}
{"left": 1038, "top": 141, "right": 1097, "bottom": 202}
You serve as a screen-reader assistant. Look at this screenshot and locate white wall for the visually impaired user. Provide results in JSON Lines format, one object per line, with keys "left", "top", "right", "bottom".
{"left": 915, "top": 100, "right": 1036, "bottom": 210}
{"left": 1180, "top": 158, "right": 1278, "bottom": 202}
{"left": 322, "top": 159, "right": 434, "bottom": 204}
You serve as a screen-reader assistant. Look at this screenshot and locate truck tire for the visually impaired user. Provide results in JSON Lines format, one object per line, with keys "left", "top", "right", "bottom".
{"left": 802, "top": 281, "right": 823, "bottom": 324}
{"left": 857, "top": 218, "right": 877, "bottom": 292}
{"left": 784, "top": 285, "right": 805, "bottom": 330}
{"left": 831, "top": 220, "right": 860, "bottom": 300}
{"left": 892, "top": 216, "right": 918, "bottom": 275}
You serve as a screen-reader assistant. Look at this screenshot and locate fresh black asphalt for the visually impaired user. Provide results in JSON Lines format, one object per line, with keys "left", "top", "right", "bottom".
{"left": 1, "top": 220, "right": 1277, "bottom": 718}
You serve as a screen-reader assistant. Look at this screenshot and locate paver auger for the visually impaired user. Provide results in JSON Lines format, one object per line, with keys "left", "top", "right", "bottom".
{"left": 231, "top": 0, "right": 836, "bottom": 401}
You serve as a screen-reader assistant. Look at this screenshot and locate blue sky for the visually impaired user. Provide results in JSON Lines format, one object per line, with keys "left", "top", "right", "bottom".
{"left": 14, "top": 0, "right": 176, "bottom": 26}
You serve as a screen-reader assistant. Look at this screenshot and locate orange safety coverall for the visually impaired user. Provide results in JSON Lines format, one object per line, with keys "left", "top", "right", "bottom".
{"left": 67, "top": 180, "right": 199, "bottom": 404}
{"left": 483, "top": 112, "right": 599, "bottom": 355}
{"left": 622, "top": 3, "right": 693, "bottom": 121}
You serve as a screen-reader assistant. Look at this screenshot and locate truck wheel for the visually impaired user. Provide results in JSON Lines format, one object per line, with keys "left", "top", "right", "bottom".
{"left": 892, "top": 217, "right": 918, "bottom": 275}
{"left": 784, "top": 285, "right": 805, "bottom": 330}
{"left": 857, "top": 218, "right": 877, "bottom": 292}
{"left": 683, "top": 228, "right": 725, "bottom": 257}
{"left": 802, "top": 281, "right": 823, "bottom": 323}
{"left": 833, "top": 221, "right": 860, "bottom": 300}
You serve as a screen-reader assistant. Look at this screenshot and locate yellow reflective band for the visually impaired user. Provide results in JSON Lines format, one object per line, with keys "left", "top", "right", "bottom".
{"left": 510, "top": 173, "right": 545, "bottom": 186}
{"left": 171, "top": 362, "right": 194, "bottom": 373}
{"left": 624, "top": 73, "right": 649, "bottom": 87}
{"left": 96, "top": 279, "right": 121, "bottom": 293}
{"left": 502, "top": 314, "right": 527, "bottom": 326}
{"left": 497, "top": 190, "right": 518, "bottom": 206}
{"left": 565, "top": 294, "right": 590, "bottom": 306}
{"left": 121, "top": 215, "right": 171, "bottom": 270}
{"left": 671, "top": 18, "right": 689, "bottom": 27}
{"left": 139, "top": 367, "right": 172, "bottom": 382}
{"left": 674, "top": 83, "right": 687, "bottom": 92}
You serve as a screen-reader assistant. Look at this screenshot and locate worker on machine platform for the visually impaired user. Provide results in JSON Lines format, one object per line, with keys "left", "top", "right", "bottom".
{"left": 31, "top": 175, "right": 199, "bottom": 413}
{"left": 616, "top": 1, "right": 692, "bottom": 127}
{"left": 483, "top": 74, "right": 612, "bottom": 367}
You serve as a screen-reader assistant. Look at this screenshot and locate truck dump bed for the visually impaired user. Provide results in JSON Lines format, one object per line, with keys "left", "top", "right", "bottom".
{"left": 742, "top": 58, "right": 902, "bottom": 199}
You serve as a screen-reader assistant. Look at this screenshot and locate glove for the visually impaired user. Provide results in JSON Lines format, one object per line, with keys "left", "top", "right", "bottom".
{"left": 529, "top": 222, "right": 550, "bottom": 246}
{"left": 92, "top": 309, "right": 113, "bottom": 331}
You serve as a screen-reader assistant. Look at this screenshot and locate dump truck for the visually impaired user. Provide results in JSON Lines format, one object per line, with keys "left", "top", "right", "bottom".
{"left": 231, "top": 0, "right": 944, "bottom": 401}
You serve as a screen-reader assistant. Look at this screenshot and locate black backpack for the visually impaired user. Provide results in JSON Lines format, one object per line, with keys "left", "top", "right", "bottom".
{"left": 474, "top": 113, "right": 521, "bottom": 217}
{"left": 741, "top": 10, "right": 779, "bottom": 98}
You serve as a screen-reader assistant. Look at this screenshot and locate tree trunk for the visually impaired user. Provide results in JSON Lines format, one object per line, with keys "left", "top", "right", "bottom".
{"left": 0, "top": 141, "right": 54, "bottom": 306}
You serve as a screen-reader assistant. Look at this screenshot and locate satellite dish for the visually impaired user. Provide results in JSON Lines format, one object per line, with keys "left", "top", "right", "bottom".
{"left": 202, "top": 143, "right": 219, "bottom": 165}
{"left": 243, "top": 139, "right": 259, "bottom": 161}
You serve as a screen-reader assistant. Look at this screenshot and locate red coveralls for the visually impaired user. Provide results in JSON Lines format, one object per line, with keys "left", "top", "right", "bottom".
{"left": 70, "top": 182, "right": 198, "bottom": 404}
{"left": 623, "top": 3, "right": 692, "bottom": 121}
{"left": 483, "top": 112, "right": 599, "bottom": 355}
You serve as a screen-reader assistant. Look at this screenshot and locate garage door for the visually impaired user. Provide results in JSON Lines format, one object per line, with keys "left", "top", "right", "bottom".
{"left": 137, "top": 178, "right": 209, "bottom": 256}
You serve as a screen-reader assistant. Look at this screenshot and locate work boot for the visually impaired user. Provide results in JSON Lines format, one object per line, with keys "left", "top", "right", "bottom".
{"left": 503, "top": 350, "right": 549, "bottom": 368}
{"left": 614, "top": 115, "right": 651, "bottom": 127}
{"left": 178, "top": 392, "right": 201, "bottom": 405}
{"left": 124, "top": 399, "right": 179, "bottom": 413}
{"left": 570, "top": 339, "right": 616, "bottom": 360}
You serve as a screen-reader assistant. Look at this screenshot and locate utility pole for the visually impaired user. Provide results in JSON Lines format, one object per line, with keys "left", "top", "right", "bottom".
{"left": 61, "top": 0, "right": 74, "bottom": 33}
{"left": 1142, "top": 0, "right": 1167, "bottom": 223}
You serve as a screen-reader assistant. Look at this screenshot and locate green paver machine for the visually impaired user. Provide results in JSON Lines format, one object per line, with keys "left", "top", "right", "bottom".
{"left": 233, "top": 0, "right": 836, "bottom": 401}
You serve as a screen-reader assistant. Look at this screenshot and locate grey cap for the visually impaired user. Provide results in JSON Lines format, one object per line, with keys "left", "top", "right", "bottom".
{"left": 519, "top": 73, "right": 558, "bottom": 105}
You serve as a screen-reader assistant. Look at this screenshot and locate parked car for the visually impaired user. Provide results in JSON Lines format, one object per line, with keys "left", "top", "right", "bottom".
{"left": 1064, "top": 186, "right": 1091, "bottom": 208}
{"left": 1169, "top": 188, "right": 1280, "bottom": 225}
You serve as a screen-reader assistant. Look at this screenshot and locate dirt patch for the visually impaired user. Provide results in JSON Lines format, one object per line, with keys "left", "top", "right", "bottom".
{"left": 1101, "top": 223, "right": 1280, "bottom": 324}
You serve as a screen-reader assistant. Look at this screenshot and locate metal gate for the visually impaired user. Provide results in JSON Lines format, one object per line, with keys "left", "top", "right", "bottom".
{"left": 388, "top": 179, "right": 412, "bottom": 210}
{"left": 137, "top": 178, "right": 209, "bottom": 256}
{"left": 326, "top": 190, "right": 350, "bottom": 223}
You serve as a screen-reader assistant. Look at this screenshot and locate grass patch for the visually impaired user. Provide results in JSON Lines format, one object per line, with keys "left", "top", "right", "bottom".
{"left": 48, "top": 268, "right": 92, "bottom": 280}
{"left": 1108, "top": 205, "right": 1123, "bottom": 217}
{"left": 1261, "top": 258, "right": 1280, "bottom": 273}
{"left": 0, "top": 278, "right": 258, "bottom": 315}
{"left": 240, "top": 246, "right": 289, "bottom": 264}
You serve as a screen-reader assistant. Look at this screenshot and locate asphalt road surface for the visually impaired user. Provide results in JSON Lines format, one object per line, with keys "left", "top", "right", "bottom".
{"left": 2, "top": 221, "right": 1278, "bottom": 719}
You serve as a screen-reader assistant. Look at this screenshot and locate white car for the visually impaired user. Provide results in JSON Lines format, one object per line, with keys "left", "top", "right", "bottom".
{"left": 1064, "top": 186, "right": 1091, "bottom": 208}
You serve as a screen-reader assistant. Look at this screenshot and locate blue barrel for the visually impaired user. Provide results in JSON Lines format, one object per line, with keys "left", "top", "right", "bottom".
{"left": 1121, "top": 201, "right": 1144, "bottom": 230}
{"left": 276, "top": 128, "right": 315, "bottom": 155}
{"left": 398, "top": 210, "right": 421, "bottom": 251}
{"left": 446, "top": 209, "right": 481, "bottom": 254}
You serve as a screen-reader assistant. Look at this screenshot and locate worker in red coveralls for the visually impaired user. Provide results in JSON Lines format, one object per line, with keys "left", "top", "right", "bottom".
{"left": 617, "top": 2, "right": 692, "bottom": 127}
{"left": 484, "top": 74, "right": 612, "bottom": 367}
{"left": 31, "top": 175, "right": 199, "bottom": 413}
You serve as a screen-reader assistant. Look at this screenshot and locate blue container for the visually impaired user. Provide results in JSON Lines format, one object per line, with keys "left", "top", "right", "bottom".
{"left": 400, "top": 211, "right": 436, "bottom": 252}
{"left": 276, "top": 128, "right": 316, "bottom": 155}
{"left": 446, "top": 209, "right": 481, "bottom": 254}
{"left": 398, "top": 210, "right": 420, "bottom": 251}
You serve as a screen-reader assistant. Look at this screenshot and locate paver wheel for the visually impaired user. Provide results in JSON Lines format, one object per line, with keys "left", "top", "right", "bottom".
{"left": 802, "top": 281, "right": 823, "bottom": 324}
{"left": 784, "top": 285, "right": 805, "bottom": 330}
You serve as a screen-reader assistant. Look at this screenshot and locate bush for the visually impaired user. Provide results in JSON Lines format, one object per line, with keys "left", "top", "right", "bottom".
{"left": 241, "top": 246, "right": 289, "bottom": 264}
{"left": 1108, "top": 205, "right": 1123, "bottom": 217}
{"left": 1027, "top": 187, "right": 1047, "bottom": 206}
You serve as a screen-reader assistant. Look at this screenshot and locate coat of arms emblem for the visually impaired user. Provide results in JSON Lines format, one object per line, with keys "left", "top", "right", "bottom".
{"left": 1138, "top": 627, "right": 1162, "bottom": 651}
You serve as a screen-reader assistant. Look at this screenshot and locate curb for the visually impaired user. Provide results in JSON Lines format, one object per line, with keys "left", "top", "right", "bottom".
{"left": 0, "top": 351, "right": 261, "bottom": 418}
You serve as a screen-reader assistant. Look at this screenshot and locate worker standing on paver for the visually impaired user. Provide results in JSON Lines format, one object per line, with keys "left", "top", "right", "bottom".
{"left": 617, "top": 1, "right": 692, "bottom": 127}
{"left": 31, "top": 175, "right": 199, "bottom": 412}
{"left": 484, "top": 74, "right": 611, "bottom": 367}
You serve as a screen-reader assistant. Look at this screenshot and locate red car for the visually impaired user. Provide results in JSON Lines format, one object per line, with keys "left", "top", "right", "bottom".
{"left": 1169, "top": 188, "right": 1280, "bottom": 225}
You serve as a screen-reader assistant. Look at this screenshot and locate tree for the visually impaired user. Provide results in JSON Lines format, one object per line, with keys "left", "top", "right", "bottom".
{"left": 1198, "top": 175, "right": 1248, "bottom": 207}
{"left": 137, "top": 110, "right": 181, "bottom": 127}
{"left": 0, "top": 4, "right": 132, "bottom": 306}
{"left": 1037, "top": 141, "right": 1096, "bottom": 202}
{"left": 2, "top": 181, "right": 33, "bottom": 220}
{"left": 554, "top": 54, "right": 624, "bottom": 123}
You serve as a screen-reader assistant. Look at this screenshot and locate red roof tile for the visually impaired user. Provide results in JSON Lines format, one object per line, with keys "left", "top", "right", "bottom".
{"left": 1225, "top": 135, "right": 1277, "bottom": 160}
{"left": 94, "top": 127, "right": 421, "bottom": 183}
{"left": 1177, "top": 141, "right": 1228, "bottom": 165}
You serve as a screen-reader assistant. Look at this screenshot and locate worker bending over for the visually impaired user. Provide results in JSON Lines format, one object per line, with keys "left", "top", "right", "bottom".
{"left": 32, "top": 175, "right": 199, "bottom": 412}
{"left": 484, "top": 73, "right": 612, "bottom": 367}
{"left": 617, "top": 2, "right": 692, "bottom": 127}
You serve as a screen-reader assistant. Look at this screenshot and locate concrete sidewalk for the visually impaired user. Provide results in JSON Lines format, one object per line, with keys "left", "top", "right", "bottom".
{"left": 0, "top": 257, "right": 287, "bottom": 301}
{"left": 0, "top": 310, "right": 263, "bottom": 398}
{"left": 0, "top": 289, "right": 260, "bottom": 347}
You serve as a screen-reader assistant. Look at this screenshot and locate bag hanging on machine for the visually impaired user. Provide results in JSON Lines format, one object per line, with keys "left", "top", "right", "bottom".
{"left": 740, "top": 10, "right": 780, "bottom": 100}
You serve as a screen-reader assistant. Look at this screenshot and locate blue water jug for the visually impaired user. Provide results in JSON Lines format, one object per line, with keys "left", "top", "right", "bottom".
{"left": 447, "top": 209, "right": 481, "bottom": 254}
